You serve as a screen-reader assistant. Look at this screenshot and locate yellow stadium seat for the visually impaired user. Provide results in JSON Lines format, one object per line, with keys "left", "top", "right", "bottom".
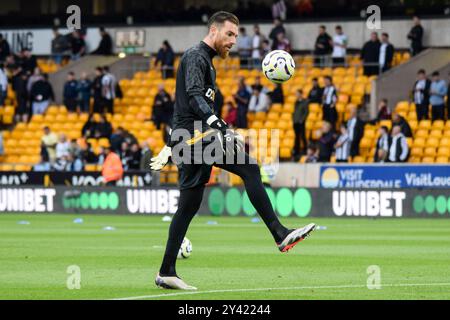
{"left": 352, "top": 156, "right": 365, "bottom": 163}
{"left": 427, "top": 137, "right": 439, "bottom": 147}
{"left": 429, "top": 129, "right": 442, "bottom": 138}
{"left": 409, "top": 156, "right": 421, "bottom": 163}
{"left": 440, "top": 137, "right": 450, "bottom": 147}
{"left": 418, "top": 120, "right": 432, "bottom": 130}
{"left": 437, "top": 147, "right": 450, "bottom": 157}
{"left": 423, "top": 147, "right": 436, "bottom": 157}
{"left": 410, "top": 147, "right": 423, "bottom": 157}
{"left": 413, "top": 138, "right": 425, "bottom": 148}
{"left": 435, "top": 156, "right": 449, "bottom": 163}
{"left": 432, "top": 120, "right": 445, "bottom": 129}
{"left": 415, "top": 129, "right": 428, "bottom": 138}
{"left": 421, "top": 156, "right": 435, "bottom": 163}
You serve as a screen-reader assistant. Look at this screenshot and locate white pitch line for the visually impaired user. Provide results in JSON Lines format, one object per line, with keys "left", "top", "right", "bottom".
{"left": 110, "top": 282, "right": 450, "bottom": 300}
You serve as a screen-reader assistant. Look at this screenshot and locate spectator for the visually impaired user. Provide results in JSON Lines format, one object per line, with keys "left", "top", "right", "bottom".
{"left": 63, "top": 71, "right": 79, "bottom": 113}
{"left": 388, "top": 125, "right": 409, "bottom": 162}
{"left": 21, "top": 48, "right": 37, "bottom": 75}
{"left": 269, "top": 18, "right": 286, "bottom": 50}
{"left": 273, "top": 32, "right": 291, "bottom": 53}
{"left": 251, "top": 25, "right": 265, "bottom": 69}
{"left": 94, "top": 114, "right": 113, "bottom": 139}
{"left": 322, "top": 76, "right": 338, "bottom": 128}
{"left": 379, "top": 33, "right": 394, "bottom": 73}
{"left": 27, "top": 67, "right": 42, "bottom": 94}
{"left": 268, "top": 83, "right": 284, "bottom": 104}
{"left": 69, "top": 139, "right": 81, "bottom": 158}
{"left": 51, "top": 28, "right": 69, "bottom": 65}
{"left": 0, "top": 63, "right": 7, "bottom": 106}
{"left": 305, "top": 143, "right": 319, "bottom": 163}
{"left": 82, "top": 114, "right": 97, "bottom": 138}
{"left": 248, "top": 86, "right": 270, "bottom": 112}
{"left": 0, "top": 131, "right": 3, "bottom": 156}
{"left": 237, "top": 27, "right": 252, "bottom": 69}
{"left": 314, "top": 25, "right": 332, "bottom": 67}
{"left": 347, "top": 107, "right": 365, "bottom": 157}
{"left": 33, "top": 155, "right": 52, "bottom": 172}
{"left": 292, "top": 89, "right": 308, "bottom": 159}
{"left": 70, "top": 30, "right": 86, "bottom": 61}
{"left": 374, "top": 126, "right": 390, "bottom": 162}
{"left": 41, "top": 127, "right": 58, "bottom": 162}
{"left": 308, "top": 77, "right": 323, "bottom": 104}
{"left": 101, "top": 66, "right": 116, "bottom": 114}
{"left": 376, "top": 98, "right": 391, "bottom": 121}
{"left": 317, "top": 121, "right": 336, "bottom": 162}
{"left": 407, "top": 16, "right": 424, "bottom": 56}
{"left": 12, "top": 67, "right": 29, "bottom": 123}
{"left": 128, "top": 143, "right": 142, "bottom": 170}
{"left": 139, "top": 142, "right": 153, "bottom": 171}
{"left": 233, "top": 77, "right": 251, "bottom": 128}
{"left": 119, "top": 141, "right": 131, "bottom": 170}
{"left": 92, "top": 67, "right": 104, "bottom": 113}
{"left": 331, "top": 25, "right": 347, "bottom": 67}
{"left": 91, "top": 27, "right": 113, "bottom": 55}
{"left": 272, "top": 0, "right": 287, "bottom": 20}
{"left": 0, "top": 33, "right": 10, "bottom": 62}
{"left": 110, "top": 127, "right": 126, "bottom": 153}
{"left": 249, "top": 76, "right": 268, "bottom": 94}
{"left": 224, "top": 101, "right": 237, "bottom": 127}
{"left": 334, "top": 123, "right": 351, "bottom": 163}
{"left": 152, "top": 84, "right": 173, "bottom": 129}
{"left": 155, "top": 40, "right": 175, "bottom": 79}
{"left": 80, "top": 142, "right": 98, "bottom": 164}
{"left": 429, "top": 71, "right": 447, "bottom": 121}
{"left": 392, "top": 113, "right": 413, "bottom": 138}
{"left": 412, "top": 69, "right": 431, "bottom": 121}
{"left": 67, "top": 153, "right": 84, "bottom": 172}
{"left": 101, "top": 146, "right": 123, "bottom": 186}
{"left": 78, "top": 72, "right": 92, "bottom": 113}
{"left": 55, "top": 134, "right": 71, "bottom": 160}
{"left": 30, "top": 73, "right": 54, "bottom": 115}
{"left": 261, "top": 39, "right": 270, "bottom": 58}
{"left": 361, "top": 32, "right": 381, "bottom": 76}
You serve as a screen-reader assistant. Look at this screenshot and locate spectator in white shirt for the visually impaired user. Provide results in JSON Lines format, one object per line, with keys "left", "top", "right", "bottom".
{"left": 237, "top": 27, "right": 252, "bottom": 69}
{"left": 331, "top": 25, "right": 347, "bottom": 67}
{"left": 374, "top": 125, "right": 391, "bottom": 162}
{"left": 248, "top": 86, "right": 271, "bottom": 113}
{"left": 388, "top": 125, "right": 409, "bottom": 163}
{"left": 379, "top": 33, "right": 394, "bottom": 73}
{"left": 251, "top": 25, "right": 266, "bottom": 69}
{"left": 101, "top": 66, "right": 116, "bottom": 114}
{"left": 335, "top": 123, "right": 351, "bottom": 162}
{"left": 55, "top": 134, "right": 71, "bottom": 160}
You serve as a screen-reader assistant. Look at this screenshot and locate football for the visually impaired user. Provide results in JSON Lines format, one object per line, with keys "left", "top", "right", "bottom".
{"left": 177, "top": 237, "right": 193, "bottom": 259}
{"left": 261, "top": 50, "right": 295, "bottom": 84}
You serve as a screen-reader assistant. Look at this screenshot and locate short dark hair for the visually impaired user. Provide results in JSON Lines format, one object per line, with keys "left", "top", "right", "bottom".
{"left": 99, "top": 27, "right": 105, "bottom": 32}
{"left": 432, "top": 71, "right": 440, "bottom": 77}
{"left": 324, "top": 75, "right": 332, "bottom": 82}
{"left": 340, "top": 122, "right": 347, "bottom": 129}
{"left": 417, "top": 69, "right": 426, "bottom": 74}
{"left": 381, "top": 98, "right": 388, "bottom": 104}
{"left": 207, "top": 11, "right": 239, "bottom": 30}
{"left": 297, "top": 89, "right": 303, "bottom": 95}
{"left": 381, "top": 125, "right": 389, "bottom": 132}
{"left": 103, "top": 66, "right": 110, "bottom": 72}
{"left": 68, "top": 71, "right": 75, "bottom": 76}
{"left": 335, "top": 25, "right": 342, "bottom": 30}
{"left": 319, "top": 25, "right": 326, "bottom": 30}
{"left": 382, "top": 32, "right": 389, "bottom": 38}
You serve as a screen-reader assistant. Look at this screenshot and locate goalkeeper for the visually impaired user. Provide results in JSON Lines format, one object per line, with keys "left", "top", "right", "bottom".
{"left": 152, "top": 11, "right": 316, "bottom": 290}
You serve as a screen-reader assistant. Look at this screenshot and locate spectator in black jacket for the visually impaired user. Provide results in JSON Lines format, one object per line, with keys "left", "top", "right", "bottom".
{"left": 94, "top": 114, "right": 113, "bottom": 139}
{"left": 412, "top": 69, "right": 431, "bottom": 121}
{"left": 0, "top": 33, "right": 10, "bottom": 62}
{"left": 155, "top": 40, "right": 175, "bottom": 79}
{"left": 314, "top": 25, "right": 332, "bottom": 67}
{"left": 392, "top": 113, "right": 413, "bottom": 138}
{"left": 388, "top": 125, "right": 409, "bottom": 163}
{"left": 78, "top": 72, "right": 92, "bottom": 113}
{"left": 12, "top": 67, "right": 29, "bottom": 123}
{"left": 407, "top": 16, "right": 424, "bottom": 56}
{"left": 361, "top": 32, "right": 381, "bottom": 76}
{"left": 51, "top": 28, "right": 69, "bottom": 65}
{"left": 21, "top": 48, "right": 37, "bottom": 75}
{"left": 379, "top": 33, "right": 394, "bottom": 73}
{"left": 70, "top": 30, "right": 85, "bottom": 61}
{"left": 269, "top": 18, "right": 286, "bottom": 50}
{"left": 81, "top": 114, "right": 96, "bottom": 138}
{"left": 317, "top": 121, "right": 337, "bottom": 162}
{"left": 91, "top": 27, "right": 113, "bottom": 55}
{"left": 127, "top": 143, "right": 142, "bottom": 170}
{"left": 152, "top": 84, "right": 173, "bottom": 129}
{"left": 268, "top": 83, "right": 284, "bottom": 104}
{"left": 292, "top": 89, "right": 308, "bottom": 159}
{"left": 92, "top": 67, "right": 104, "bottom": 113}
{"left": 308, "top": 77, "right": 323, "bottom": 103}
{"left": 63, "top": 71, "right": 79, "bottom": 113}
{"left": 30, "top": 73, "right": 54, "bottom": 115}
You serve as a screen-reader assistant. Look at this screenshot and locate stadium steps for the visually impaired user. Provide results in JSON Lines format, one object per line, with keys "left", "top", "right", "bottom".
{"left": 372, "top": 48, "right": 450, "bottom": 118}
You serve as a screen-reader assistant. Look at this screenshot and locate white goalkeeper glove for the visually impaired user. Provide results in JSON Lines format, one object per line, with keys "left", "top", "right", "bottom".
{"left": 149, "top": 144, "right": 172, "bottom": 171}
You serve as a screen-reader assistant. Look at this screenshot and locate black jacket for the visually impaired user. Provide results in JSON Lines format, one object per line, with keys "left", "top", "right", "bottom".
{"left": 92, "top": 34, "right": 113, "bottom": 55}
{"left": 361, "top": 40, "right": 381, "bottom": 63}
{"left": 381, "top": 43, "right": 394, "bottom": 68}
{"left": 308, "top": 85, "right": 323, "bottom": 104}
{"left": 412, "top": 79, "right": 431, "bottom": 105}
{"left": 407, "top": 25, "right": 423, "bottom": 50}
{"left": 171, "top": 41, "right": 217, "bottom": 136}
{"left": 30, "top": 80, "right": 54, "bottom": 102}
{"left": 393, "top": 116, "right": 413, "bottom": 138}
{"left": 314, "top": 33, "right": 332, "bottom": 55}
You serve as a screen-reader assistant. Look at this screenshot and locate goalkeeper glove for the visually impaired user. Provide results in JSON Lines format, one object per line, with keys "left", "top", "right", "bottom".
{"left": 149, "top": 144, "right": 172, "bottom": 171}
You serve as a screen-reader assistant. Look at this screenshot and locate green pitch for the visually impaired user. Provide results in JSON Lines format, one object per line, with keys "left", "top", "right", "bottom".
{"left": 0, "top": 214, "right": 449, "bottom": 300}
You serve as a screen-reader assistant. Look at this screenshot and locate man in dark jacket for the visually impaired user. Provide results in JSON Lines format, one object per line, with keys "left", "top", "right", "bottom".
{"left": 0, "top": 33, "right": 10, "bottom": 62}
{"left": 155, "top": 40, "right": 175, "bottom": 79}
{"left": 51, "top": 28, "right": 69, "bottom": 64}
{"left": 92, "top": 67, "right": 104, "bottom": 113}
{"left": 94, "top": 114, "right": 113, "bottom": 139}
{"left": 63, "top": 71, "right": 79, "bottom": 113}
{"left": 392, "top": 113, "right": 413, "bottom": 138}
{"left": 407, "top": 16, "right": 424, "bottom": 56}
{"left": 91, "top": 27, "right": 113, "bottom": 55}
{"left": 314, "top": 25, "right": 332, "bottom": 67}
{"left": 379, "top": 33, "right": 394, "bottom": 73}
{"left": 308, "top": 78, "right": 323, "bottom": 103}
{"left": 30, "top": 73, "right": 54, "bottom": 115}
{"left": 269, "top": 18, "right": 286, "bottom": 50}
{"left": 347, "top": 107, "right": 365, "bottom": 157}
{"left": 318, "top": 121, "right": 337, "bottom": 162}
{"left": 12, "top": 67, "right": 29, "bottom": 123}
{"left": 292, "top": 89, "right": 309, "bottom": 159}
{"left": 361, "top": 32, "right": 381, "bottom": 76}
{"left": 412, "top": 69, "right": 431, "bottom": 121}
{"left": 21, "top": 48, "right": 37, "bottom": 75}
{"left": 152, "top": 84, "right": 173, "bottom": 129}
